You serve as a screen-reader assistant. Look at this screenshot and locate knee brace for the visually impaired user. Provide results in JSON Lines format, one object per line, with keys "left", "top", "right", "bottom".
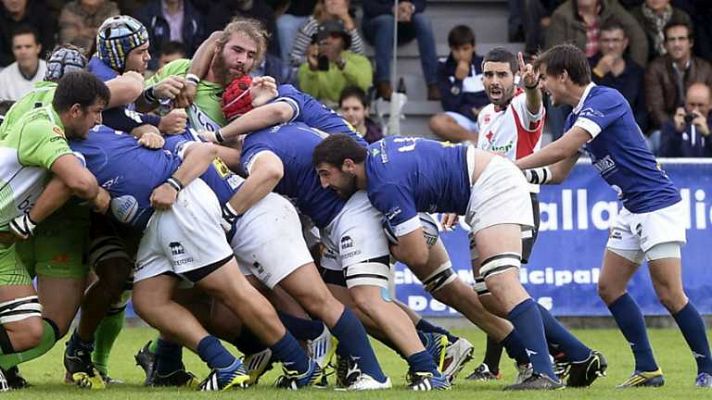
{"left": 88, "top": 236, "right": 132, "bottom": 269}
{"left": 422, "top": 261, "right": 457, "bottom": 294}
{"left": 108, "top": 280, "right": 133, "bottom": 315}
{"left": 0, "top": 296, "right": 42, "bottom": 325}
{"left": 480, "top": 253, "right": 521, "bottom": 279}
{"left": 344, "top": 257, "right": 391, "bottom": 290}
{"left": 473, "top": 276, "right": 490, "bottom": 296}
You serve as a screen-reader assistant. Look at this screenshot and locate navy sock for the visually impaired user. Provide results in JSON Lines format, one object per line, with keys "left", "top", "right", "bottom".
{"left": 416, "top": 319, "right": 459, "bottom": 344}
{"left": 482, "top": 336, "right": 504, "bottom": 374}
{"left": 278, "top": 312, "right": 324, "bottom": 341}
{"left": 197, "top": 336, "right": 235, "bottom": 370}
{"left": 406, "top": 350, "right": 438, "bottom": 374}
{"left": 673, "top": 302, "right": 712, "bottom": 374}
{"left": 537, "top": 304, "right": 591, "bottom": 362}
{"left": 609, "top": 293, "right": 658, "bottom": 372}
{"left": 508, "top": 299, "right": 557, "bottom": 380}
{"left": 270, "top": 332, "right": 310, "bottom": 375}
{"left": 67, "top": 330, "right": 94, "bottom": 354}
{"left": 155, "top": 338, "right": 183, "bottom": 375}
{"left": 330, "top": 308, "right": 386, "bottom": 382}
{"left": 230, "top": 328, "right": 267, "bottom": 355}
{"left": 501, "top": 329, "right": 530, "bottom": 366}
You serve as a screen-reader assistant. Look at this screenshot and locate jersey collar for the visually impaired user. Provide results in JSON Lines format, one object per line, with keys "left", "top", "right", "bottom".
{"left": 48, "top": 106, "right": 65, "bottom": 132}
{"left": 573, "top": 82, "right": 596, "bottom": 114}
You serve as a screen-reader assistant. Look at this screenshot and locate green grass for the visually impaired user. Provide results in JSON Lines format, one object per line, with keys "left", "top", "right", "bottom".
{"left": 4, "top": 326, "right": 710, "bottom": 399}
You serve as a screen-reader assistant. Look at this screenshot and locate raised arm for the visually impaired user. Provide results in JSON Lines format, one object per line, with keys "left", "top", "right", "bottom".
{"left": 225, "top": 151, "right": 284, "bottom": 215}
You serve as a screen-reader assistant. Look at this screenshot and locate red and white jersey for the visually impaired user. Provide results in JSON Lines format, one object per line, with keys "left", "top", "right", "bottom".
{"left": 477, "top": 90, "right": 544, "bottom": 192}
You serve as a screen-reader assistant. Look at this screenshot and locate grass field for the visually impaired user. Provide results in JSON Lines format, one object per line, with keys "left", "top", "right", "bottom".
{"left": 4, "top": 326, "right": 709, "bottom": 399}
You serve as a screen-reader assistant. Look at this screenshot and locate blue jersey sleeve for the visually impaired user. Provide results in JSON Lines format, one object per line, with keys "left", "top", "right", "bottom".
{"left": 273, "top": 84, "right": 302, "bottom": 123}
{"left": 369, "top": 184, "right": 420, "bottom": 237}
{"left": 240, "top": 138, "right": 276, "bottom": 174}
{"left": 572, "top": 90, "right": 627, "bottom": 140}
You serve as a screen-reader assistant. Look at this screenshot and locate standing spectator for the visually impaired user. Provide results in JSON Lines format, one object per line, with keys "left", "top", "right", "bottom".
{"left": 338, "top": 85, "right": 383, "bottom": 143}
{"left": 645, "top": 21, "right": 712, "bottom": 130}
{"left": 298, "top": 19, "right": 371, "bottom": 107}
{"left": 589, "top": 20, "right": 647, "bottom": 130}
{"left": 362, "top": 0, "right": 440, "bottom": 101}
{"left": 157, "top": 40, "right": 185, "bottom": 69}
{"left": 59, "top": 0, "right": 120, "bottom": 52}
{"left": 274, "top": 0, "right": 316, "bottom": 64}
{"left": 546, "top": 0, "right": 648, "bottom": 68}
{"left": 137, "top": 0, "right": 204, "bottom": 70}
{"left": 205, "top": 0, "right": 280, "bottom": 59}
{"left": 0, "top": 26, "right": 47, "bottom": 100}
{"left": 660, "top": 82, "right": 712, "bottom": 156}
{"left": 0, "top": 0, "right": 56, "bottom": 67}
{"left": 429, "top": 25, "right": 488, "bottom": 143}
{"left": 289, "top": 0, "right": 364, "bottom": 68}
{"left": 630, "top": 0, "right": 691, "bottom": 63}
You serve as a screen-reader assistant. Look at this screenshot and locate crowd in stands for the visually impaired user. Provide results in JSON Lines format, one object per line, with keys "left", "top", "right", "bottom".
{"left": 0, "top": 0, "right": 711, "bottom": 156}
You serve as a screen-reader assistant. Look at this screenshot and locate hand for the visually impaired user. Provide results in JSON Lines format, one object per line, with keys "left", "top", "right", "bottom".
{"left": 150, "top": 183, "right": 178, "bottom": 210}
{"left": 158, "top": 108, "right": 188, "bottom": 134}
{"left": 198, "top": 130, "right": 219, "bottom": 143}
{"left": 691, "top": 110, "right": 710, "bottom": 135}
{"left": 594, "top": 54, "right": 616, "bottom": 76}
{"left": 174, "top": 83, "right": 197, "bottom": 109}
{"left": 153, "top": 76, "right": 186, "bottom": 100}
{"left": 518, "top": 51, "right": 538, "bottom": 89}
{"left": 320, "top": 41, "right": 341, "bottom": 62}
{"left": 440, "top": 213, "right": 459, "bottom": 230}
{"left": 91, "top": 187, "right": 111, "bottom": 214}
{"left": 307, "top": 43, "right": 320, "bottom": 71}
{"left": 673, "top": 107, "right": 686, "bottom": 133}
{"left": 138, "top": 131, "right": 165, "bottom": 149}
{"left": 397, "top": 1, "right": 414, "bottom": 22}
{"left": 250, "top": 76, "right": 278, "bottom": 107}
{"left": 122, "top": 70, "right": 144, "bottom": 84}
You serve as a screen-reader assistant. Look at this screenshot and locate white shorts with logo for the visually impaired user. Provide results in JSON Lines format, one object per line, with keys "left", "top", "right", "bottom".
{"left": 134, "top": 179, "right": 234, "bottom": 283}
{"left": 607, "top": 200, "right": 687, "bottom": 254}
{"left": 465, "top": 149, "right": 534, "bottom": 235}
{"left": 234, "top": 193, "right": 313, "bottom": 289}
{"left": 320, "top": 191, "right": 391, "bottom": 287}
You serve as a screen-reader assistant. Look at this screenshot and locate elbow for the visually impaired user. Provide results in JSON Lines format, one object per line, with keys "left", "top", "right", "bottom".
{"left": 264, "top": 165, "right": 284, "bottom": 183}
{"left": 66, "top": 174, "right": 98, "bottom": 200}
{"left": 275, "top": 106, "right": 293, "bottom": 123}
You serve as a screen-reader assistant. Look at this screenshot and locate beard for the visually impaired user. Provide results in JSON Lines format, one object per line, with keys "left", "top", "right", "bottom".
{"left": 333, "top": 174, "right": 358, "bottom": 199}
{"left": 212, "top": 51, "right": 245, "bottom": 87}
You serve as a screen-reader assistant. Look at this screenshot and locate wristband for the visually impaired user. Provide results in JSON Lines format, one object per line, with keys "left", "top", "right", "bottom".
{"left": 9, "top": 214, "right": 37, "bottom": 239}
{"left": 524, "top": 167, "right": 552, "bottom": 185}
{"left": 215, "top": 129, "right": 226, "bottom": 143}
{"left": 143, "top": 86, "right": 157, "bottom": 103}
{"left": 166, "top": 176, "right": 184, "bottom": 192}
{"left": 524, "top": 82, "right": 539, "bottom": 90}
{"left": 185, "top": 73, "right": 200, "bottom": 86}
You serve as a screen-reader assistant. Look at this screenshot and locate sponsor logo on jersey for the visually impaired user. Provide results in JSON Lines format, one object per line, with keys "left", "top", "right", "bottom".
{"left": 579, "top": 107, "right": 605, "bottom": 119}
{"left": 52, "top": 126, "right": 65, "bottom": 138}
{"left": 592, "top": 155, "right": 616, "bottom": 175}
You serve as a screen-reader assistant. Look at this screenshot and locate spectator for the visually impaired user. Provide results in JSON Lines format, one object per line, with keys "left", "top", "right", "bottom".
{"left": 274, "top": 0, "right": 316, "bottom": 64}
{"left": 251, "top": 52, "right": 292, "bottom": 85}
{"left": 362, "top": 0, "right": 440, "bottom": 101}
{"left": 137, "top": 0, "right": 204, "bottom": 71}
{"left": 687, "top": 1, "right": 712, "bottom": 62}
{"left": 0, "top": 0, "right": 56, "bottom": 67}
{"left": 0, "top": 26, "right": 47, "bottom": 100}
{"left": 289, "top": 0, "right": 364, "bottom": 68}
{"left": 59, "top": 0, "right": 120, "bottom": 52}
{"left": 589, "top": 20, "right": 647, "bottom": 130}
{"left": 338, "top": 85, "right": 383, "bottom": 143}
{"left": 157, "top": 40, "right": 185, "bottom": 69}
{"left": 510, "top": 0, "right": 563, "bottom": 56}
{"left": 429, "top": 25, "right": 488, "bottom": 143}
{"left": 660, "top": 82, "right": 712, "bottom": 156}
{"left": 205, "top": 0, "right": 280, "bottom": 58}
{"left": 645, "top": 21, "right": 712, "bottom": 129}
{"left": 546, "top": 0, "right": 648, "bottom": 67}
{"left": 298, "top": 19, "right": 371, "bottom": 107}
{"left": 630, "top": 0, "right": 691, "bottom": 63}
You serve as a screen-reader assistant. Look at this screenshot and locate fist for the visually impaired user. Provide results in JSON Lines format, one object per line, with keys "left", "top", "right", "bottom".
{"left": 153, "top": 76, "right": 186, "bottom": 100}
{"left": 158, "top": 109, "right": 188, "bottom": 134}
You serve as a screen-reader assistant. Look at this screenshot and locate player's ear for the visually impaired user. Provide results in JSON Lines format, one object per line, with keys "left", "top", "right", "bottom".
{"left": 342, "top": 158, "right": 354, "bottom": 172}
{"left": 69, "top": 103, "right": 83, "bottom": 117}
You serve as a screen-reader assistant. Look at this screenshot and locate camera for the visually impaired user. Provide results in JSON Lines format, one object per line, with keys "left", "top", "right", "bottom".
{"left": 684, "top": 113, "right": 696, "bottom": 124}
{"left": 317, "top": 54, "right": 330, "bottom": 71}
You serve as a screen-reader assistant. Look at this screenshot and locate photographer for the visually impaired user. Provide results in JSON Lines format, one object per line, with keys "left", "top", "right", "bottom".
{"left": 298, "top": 19, "right": 372, "bottom": 107}
{"left": 660, "top": 82, "right": 712, "bottom": 157}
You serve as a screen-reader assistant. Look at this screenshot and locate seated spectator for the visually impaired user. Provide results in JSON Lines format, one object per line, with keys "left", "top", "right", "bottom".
{"left": 429, "top": 25, "right": 488, "bottom": 143}
{"left": 660, "top": 82, "right": 712, "bottom": 156}
{"left": 0, "top": 0, "right": 56, "bottom": 67}
{"left": 630, "top": 0, "right": 691, "bottom": 63}
{"left": 289, "top": 0, "right": 364, "bottom": 68}
{"left": 274, "top": 0, "right": 316, "bottom": 64}
{"left": 362, "top": 0, "right": 440, "bottom": 100}
{"left": 338, "top": 85, "right": 383, "bottom": 143}
{"left": 590, "top": 20, "right": 647, "bottom": 130}
{"left": 59, "top": 0, "right": 120, "bottom": 52}
{"left": 298, "top": 19, "right": 371, "bottom": 107}
{"left": 137, "top": 0, "right": 204, "bottom": 71}
{"left": 205, "top": 0, "right": 280, "bottom": 58}
{"left": 157, "top": 40, "right": 185, "bottom": 69}
{"left": 645, "top": 21, "right": 712, "bottom": 130}
{"left": 546, "top": 0, "right": 648, "bottom": 67}
{"left": 0, "top": 26, "right": 47, "bottom": 100}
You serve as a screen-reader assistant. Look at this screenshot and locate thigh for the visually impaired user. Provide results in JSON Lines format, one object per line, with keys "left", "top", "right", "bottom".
{"left": 648, "top": 256, "right": 684, "bottom": 295}
{"left": 31, "top": 203, "right": 90, "bottom": 280}
{"left": 37, "top": 276, "right": 86, "bottom": 335}
{"left": 0, "top": 242, "right": 33, "bottom": 287}
{"left": 598, "top": 249, "right": 639, "bottom": 293}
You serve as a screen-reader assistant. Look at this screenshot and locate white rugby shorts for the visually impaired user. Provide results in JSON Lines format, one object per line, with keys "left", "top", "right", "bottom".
{"left": 607, "top": 200, "right": 687, "bottom": 254}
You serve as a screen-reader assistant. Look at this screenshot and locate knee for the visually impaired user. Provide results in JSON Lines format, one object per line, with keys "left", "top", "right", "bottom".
{"left": 299, "top": 289, "right": 334, "bottom": 317}
{"left": 657, "top": 288, "right": 688, "bottom": 313}
{"left": 597, "top": 280, "right": 623, "bottom": 305}
{"left": 350, "top": 289, "right": 383, "bottom": 318}
{"left": 429, "top": 114, "right": 446, "bottom": 133}
{"left": 7, "top": 318, "right": 44, "bottom": 351}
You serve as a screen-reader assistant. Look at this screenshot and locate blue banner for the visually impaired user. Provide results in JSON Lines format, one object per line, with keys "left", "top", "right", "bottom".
{"left": 394, "top": 160, "right": 712, "bottom": 317}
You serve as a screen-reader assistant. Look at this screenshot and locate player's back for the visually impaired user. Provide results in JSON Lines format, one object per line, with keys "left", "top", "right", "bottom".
{"left": 241, "top": 122, "right": 346, "bottom": 228}
{"left": 572, "top": 85, "right": 680, "bottom": 212}
{"left": 0, "top": 81, "right": 56, "bottom": 139}
{"left": 366, "top": 136, "right": 472, "bottom": 215}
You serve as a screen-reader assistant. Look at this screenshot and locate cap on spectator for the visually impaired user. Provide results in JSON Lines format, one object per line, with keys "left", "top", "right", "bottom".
{"left": 314, "top": 19, "right": 351, "bottom": 50}
{"left": 222, "top": 75, "right": 254, "bottom": 121}
{"left": 45, "top": 45, "right": 88, "bottom": 82}
{"left": 96, "top": 15, "right": 149, "bottom": 72}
